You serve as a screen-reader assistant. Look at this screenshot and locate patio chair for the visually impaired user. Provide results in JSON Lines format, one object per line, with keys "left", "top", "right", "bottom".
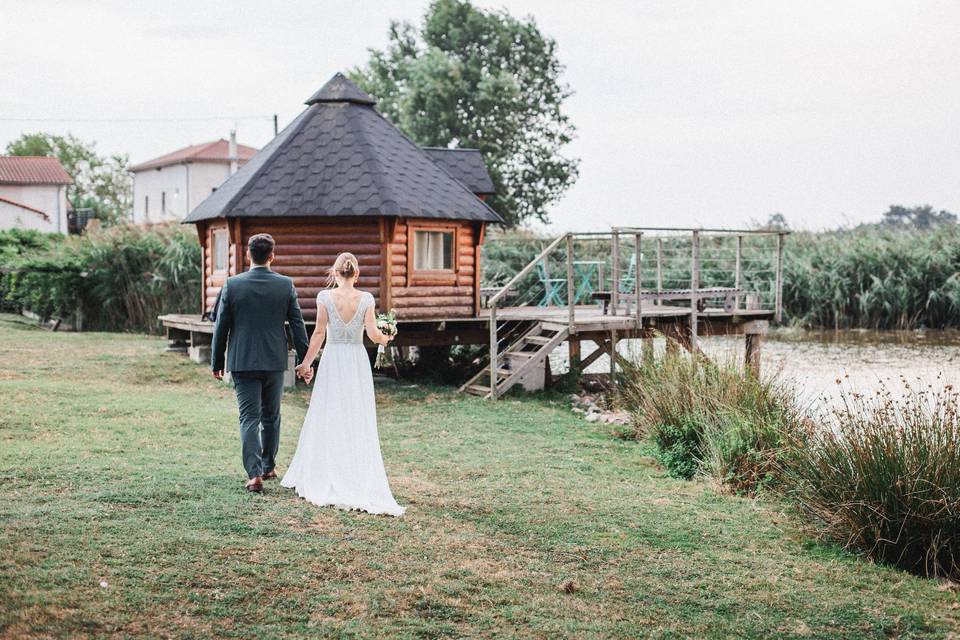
{"left": 536, "top": 260, "right": 567, "bottom": 307}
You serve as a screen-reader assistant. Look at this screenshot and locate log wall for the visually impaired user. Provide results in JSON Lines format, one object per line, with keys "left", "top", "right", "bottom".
{"left": 198, "top": 215, "right": 485, "bottom": 322}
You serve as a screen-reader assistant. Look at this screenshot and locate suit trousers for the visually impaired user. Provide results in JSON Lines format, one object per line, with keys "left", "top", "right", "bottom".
{"left": 232, "top": 371, "right": 285, "bottom": 479}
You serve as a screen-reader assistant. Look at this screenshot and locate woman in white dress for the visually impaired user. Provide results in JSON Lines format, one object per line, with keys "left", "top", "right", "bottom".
{"left": 281, "top": 252, "right": 405, "bottom": 517}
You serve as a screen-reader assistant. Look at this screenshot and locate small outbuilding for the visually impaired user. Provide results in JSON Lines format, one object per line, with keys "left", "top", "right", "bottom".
{"left": 183, "top": 72, "right": 503, "bottom": 323}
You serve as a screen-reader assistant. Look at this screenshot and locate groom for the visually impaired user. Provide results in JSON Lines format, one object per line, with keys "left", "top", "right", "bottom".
{"left": 211, "top": 233, "right": 310, "bottom": 493}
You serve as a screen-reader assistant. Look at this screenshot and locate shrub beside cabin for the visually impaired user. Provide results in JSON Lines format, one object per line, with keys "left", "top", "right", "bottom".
{"left": 183, "top": 73, "right": 502, "bottom": 324}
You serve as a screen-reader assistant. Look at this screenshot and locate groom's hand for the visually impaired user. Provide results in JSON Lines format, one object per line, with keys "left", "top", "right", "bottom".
{"left": 213, "top": 370, "right": 224, "bottom": 380}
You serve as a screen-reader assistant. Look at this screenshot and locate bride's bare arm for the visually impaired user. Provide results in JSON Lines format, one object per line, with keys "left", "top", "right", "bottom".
{"left": 364, "top": 304, "right": 393, "bottom": 346}
{"left": 296, "top": 304, "right": 328, "bottom": 377}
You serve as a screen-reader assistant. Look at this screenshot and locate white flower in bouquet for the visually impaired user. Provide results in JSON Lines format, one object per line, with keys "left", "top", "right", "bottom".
{"left": 374, "top": 309, "right": 398, "bottom": 369}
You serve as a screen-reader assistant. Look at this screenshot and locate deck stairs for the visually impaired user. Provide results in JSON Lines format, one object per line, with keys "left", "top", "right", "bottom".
{"left": 459, "top": 321, "right": 570, "bottom": 399}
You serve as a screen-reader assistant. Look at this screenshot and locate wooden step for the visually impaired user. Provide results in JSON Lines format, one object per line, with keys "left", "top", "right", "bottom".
{"left": 481, "top": 366, "right": 513, "bottom": 378}
{"left": 504, "top": 350, "right": 534, "bottom": 359}
{"left": 465, "top": 384, "right": 491, "bottom": 396}
{"left": 524, "top": 335, "right": 553, "bottom": 345}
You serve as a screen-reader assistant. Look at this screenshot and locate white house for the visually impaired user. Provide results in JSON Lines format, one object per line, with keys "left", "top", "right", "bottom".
{"left": 130, "top": 138, "right": 257, "bottom": 224}
{"left": 0, "top": 157, "right": 72, "bottom": 233}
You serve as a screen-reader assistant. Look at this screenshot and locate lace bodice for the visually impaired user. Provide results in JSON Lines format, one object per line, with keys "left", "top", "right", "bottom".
{"left": 319, "top": 290, "right": 373, "bottom": 345}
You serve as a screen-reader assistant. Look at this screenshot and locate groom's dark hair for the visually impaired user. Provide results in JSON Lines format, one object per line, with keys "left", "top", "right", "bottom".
{"left": 248, "top": 233, "right": 275, "bottom": 265}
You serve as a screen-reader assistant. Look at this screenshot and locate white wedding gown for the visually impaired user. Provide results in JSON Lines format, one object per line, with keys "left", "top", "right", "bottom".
{"left": 281, "top": 290, "right": 405, "bottom": 517}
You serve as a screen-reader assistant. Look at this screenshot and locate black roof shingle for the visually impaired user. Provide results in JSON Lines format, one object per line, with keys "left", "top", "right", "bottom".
{"left": 184, "top": 73, "right": 502, "bottom": 224}
{"left": 423, "top": 148, "right": 496, "bottom": 196}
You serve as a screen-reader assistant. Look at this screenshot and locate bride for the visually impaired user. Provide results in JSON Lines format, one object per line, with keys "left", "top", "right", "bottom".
{"left": 281, "top": 252, "right": 405, "bottom": 517}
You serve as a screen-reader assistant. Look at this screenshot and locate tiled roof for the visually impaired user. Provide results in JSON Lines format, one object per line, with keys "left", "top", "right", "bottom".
{"left": 130, "top": 140, "right": 258, "bottom": 172}
{"left": 184, "top": 73, "right": 503, "bottom": 224}
{"left": 423, "top": 148, "right": 496, "bottom": 195}
{"left": 0, "top": 157, "right": 72, "bottom": 185}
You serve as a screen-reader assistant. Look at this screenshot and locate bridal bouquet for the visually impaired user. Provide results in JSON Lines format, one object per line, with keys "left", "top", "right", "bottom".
{"left": 374, "top": 309, "right": 398, "bottom": 369}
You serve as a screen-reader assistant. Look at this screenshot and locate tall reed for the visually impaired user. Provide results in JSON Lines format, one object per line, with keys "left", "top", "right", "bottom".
{"left": 619, "top": 347, "right": 802, "bottom": 493}
{"left": 780, "top": 377, "right": 960, "bottom": 579}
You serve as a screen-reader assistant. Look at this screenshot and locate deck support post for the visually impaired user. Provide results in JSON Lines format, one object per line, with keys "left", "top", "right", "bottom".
{"left": 611, "top": 231, "right": 620, "bottom": 315}
{"left": 689, "top": 230, "right": 700, "bottom": 352}
{"left": 743, "top": 320, "right": 768, "bottom": 377}
{"left": 489, "top": 305, "right": 498, "bottom": 399}
{"left": 641, "top": 337, "right": 654, "bottom": 365}
{"left": 568, "top": 338, "right": 581, "bottom": 371}
{"left": 609, "top": 328, "right": 617, "bottom": 387}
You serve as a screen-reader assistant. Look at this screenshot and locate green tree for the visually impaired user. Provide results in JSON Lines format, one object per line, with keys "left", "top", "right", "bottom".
{"left": 881, "top": 204, "right": 957, "bottom": 229}
{"left": 351, "top": 0, "right": 579, "bottom": 226}
{"left": 6, "top": 133, "right": 132, "bottom": 226}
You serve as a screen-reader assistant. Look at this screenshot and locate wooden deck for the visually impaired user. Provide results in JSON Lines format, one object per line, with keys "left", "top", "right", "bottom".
{"left": 161, "top": 302, "right": 773, "bottom": 348}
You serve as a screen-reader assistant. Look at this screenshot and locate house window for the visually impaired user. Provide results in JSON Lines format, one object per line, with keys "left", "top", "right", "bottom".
{"left": 413, "top": 230, "right": 454, "bottom": 271}
{"left": 213, "top": 229, "right": 228, "bottom": 272}
{"left": 161, "top": 191, "right": 166, "bottom": 214}
{"left": 144, "top": 195, "right": 149, "bottom": 218}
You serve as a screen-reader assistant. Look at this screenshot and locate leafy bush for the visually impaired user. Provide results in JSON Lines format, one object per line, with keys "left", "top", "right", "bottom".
{"left": 619, "top": 346, "right": 801, "bottom": 493}
{"left": 780, "top": 379, "right": 960, "bottom": 579}
{"left": 1, "top": 224, "right": 200, "bottom": 333}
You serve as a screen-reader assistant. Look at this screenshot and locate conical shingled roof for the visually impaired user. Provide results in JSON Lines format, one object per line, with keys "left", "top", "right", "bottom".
{"left": 184, "top": 73, "right": 502, "bottom": 224}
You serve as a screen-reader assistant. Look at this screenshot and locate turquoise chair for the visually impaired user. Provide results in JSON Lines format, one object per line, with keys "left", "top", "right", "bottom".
{"left": 617, "top": 253, "right": 638, "bottom": 295}
{"left": 536, "top": 260, "right": 567, "bottom": 307}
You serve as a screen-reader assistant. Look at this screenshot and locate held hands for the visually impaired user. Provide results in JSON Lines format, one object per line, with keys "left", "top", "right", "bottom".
{"left": 295, "top": 362, "right": 314, "bottom": 384}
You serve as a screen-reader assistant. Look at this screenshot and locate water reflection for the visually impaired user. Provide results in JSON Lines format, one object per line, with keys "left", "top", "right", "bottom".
{"left": 552, "top": 329, "right": 960, "bottom": 408}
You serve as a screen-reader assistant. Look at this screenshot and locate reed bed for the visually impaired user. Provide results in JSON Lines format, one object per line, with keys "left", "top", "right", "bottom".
{"left": 780, "top": 377, "right": 960, "bottom": 579}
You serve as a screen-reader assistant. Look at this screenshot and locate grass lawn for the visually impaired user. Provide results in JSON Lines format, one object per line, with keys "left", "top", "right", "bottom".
{"left": 1, "top": 313, "right": 958, "bottom": 639}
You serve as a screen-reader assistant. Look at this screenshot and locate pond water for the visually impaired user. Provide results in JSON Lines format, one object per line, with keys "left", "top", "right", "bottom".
{"left": 554, "top": 329, "right": 960, "bottom": 409}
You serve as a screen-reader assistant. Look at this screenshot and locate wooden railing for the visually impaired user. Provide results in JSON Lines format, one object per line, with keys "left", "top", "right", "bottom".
{"left": 482, "top": 227, "right": 788, "bottom": 397}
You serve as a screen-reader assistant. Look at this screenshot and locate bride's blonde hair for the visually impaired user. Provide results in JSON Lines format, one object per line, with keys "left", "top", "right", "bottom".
{"left": 327, "top": 252, "right": 359, "bottom": 287}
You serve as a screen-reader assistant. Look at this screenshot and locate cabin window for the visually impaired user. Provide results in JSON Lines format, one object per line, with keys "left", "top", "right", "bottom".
{"left": 213, "top": 229, "right": 228, "bottom": 272}
{"left": 144, "top": 195, "right": 149, "bottom": 219}
{"left": 413, "top": 230, "right": 454, "bottom": 271}
{"left": 161, "top": 191, "right": 166, "bottom": 214}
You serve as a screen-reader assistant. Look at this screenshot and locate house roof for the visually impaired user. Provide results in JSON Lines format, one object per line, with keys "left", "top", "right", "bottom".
{"left": 184, "top": 73, "right": 503, "bottom": 224}
{"left": 130, "top": 139, "right": 258, "bottom": 172}
{"left": 423, "top": 148, "right": 496, "bottom": 195}
{"left": 0, "top": 195, "right": 50, "bottom": 220}
{"left": 0, "top": 157, "right": 72, "bottom": 185}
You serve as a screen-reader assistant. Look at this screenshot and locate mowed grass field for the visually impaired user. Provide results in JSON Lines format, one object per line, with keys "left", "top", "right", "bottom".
{"left": 1, "top": 313, "right": 958, "bottom": 639}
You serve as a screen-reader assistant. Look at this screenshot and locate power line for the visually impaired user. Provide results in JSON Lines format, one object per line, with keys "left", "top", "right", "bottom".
{"left": 0, "top": 115, "right": 275, "bottom": 124}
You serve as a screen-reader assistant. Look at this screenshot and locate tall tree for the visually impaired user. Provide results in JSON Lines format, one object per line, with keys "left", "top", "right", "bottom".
{"left": 6, "top": 133, "right": 132, "bottom": 226}
{"left": 881, "top": 204, "right": 957, "bottom": 230}
{"left": 351, "top": 0, "right": 579, "bottom": 226}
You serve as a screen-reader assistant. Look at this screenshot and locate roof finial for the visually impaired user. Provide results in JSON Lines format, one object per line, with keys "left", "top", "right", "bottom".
{"left": 305, "top": 72, "right": 376, "bottom": 106}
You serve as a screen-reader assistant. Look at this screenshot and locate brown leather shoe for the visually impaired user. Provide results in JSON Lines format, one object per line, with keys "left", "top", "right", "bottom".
{"left": 262, "top": 470, "right": 278, "bottom": 480}
{"left": 245, "top": 477, "right": 263, "bottom": 492}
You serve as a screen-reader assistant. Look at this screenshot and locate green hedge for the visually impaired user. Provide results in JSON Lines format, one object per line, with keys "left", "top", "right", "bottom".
{"left": 0, "top": 224, "right": 200, "bottom": 333}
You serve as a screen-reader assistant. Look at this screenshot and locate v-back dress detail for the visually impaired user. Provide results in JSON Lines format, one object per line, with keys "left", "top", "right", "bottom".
{"left": 281, "top": 290, "right": 405, "bottom": 516}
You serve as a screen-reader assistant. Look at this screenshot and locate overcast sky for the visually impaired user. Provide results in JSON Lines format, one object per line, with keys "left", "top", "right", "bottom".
{"left": 2, "top": 0, "right": 958, "bottom": 231}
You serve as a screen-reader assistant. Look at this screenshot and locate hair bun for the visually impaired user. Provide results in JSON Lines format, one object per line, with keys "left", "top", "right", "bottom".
{"left": 327, "top": 252, "right": 360, "bottom": 287}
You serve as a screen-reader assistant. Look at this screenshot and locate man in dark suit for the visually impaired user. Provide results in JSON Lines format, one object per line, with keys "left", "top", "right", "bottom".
{"left": 211, "top": 233, "right": 310, "bottom": 492}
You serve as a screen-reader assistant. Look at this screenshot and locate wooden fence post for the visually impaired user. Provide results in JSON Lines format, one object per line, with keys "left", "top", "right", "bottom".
{"left": 689, "top": 230, "right": 700, "bottom": 352}
{"left": 567, "top": 233, "right": 575, "bottom": 335}
{"left": 634, "top": 232, "right": 643, "bottom": 326}
{"left": 734, "top": 234, "right": 742, "bottom": 311}
{"left": 775, "top": 232, "right": 785, "bottom": 323}
{"left": 611, "top": 231, "right": 620, "bottom": 315}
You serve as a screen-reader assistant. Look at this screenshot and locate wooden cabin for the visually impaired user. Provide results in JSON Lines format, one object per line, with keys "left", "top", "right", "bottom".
{"left": 183, "top": 73, "right": 502, "bottom": 323}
